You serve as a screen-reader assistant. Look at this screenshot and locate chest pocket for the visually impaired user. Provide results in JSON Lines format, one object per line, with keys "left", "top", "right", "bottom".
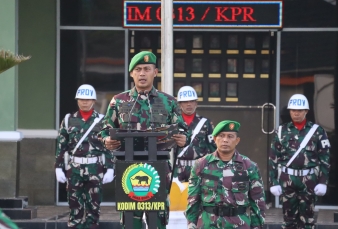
{"left": 287, "top": 136, "right": 299, "bottom": 149}
{"left": 231, "top": 168, "right": 250, "bottom": 206}
{"left": 201, "top": 173, "right": 219, "bottom": 203}
{"left": 92, "top": 123, "right": 102, "bottom": 133}
{"left": 152, "top": 99, "right": 168, "bottom": 124}
{"left": 305, "top": 136, "right": 317, "bottom": 151}
{"left": 68, "top": 118, "right": 82, "bottom": 142}
{"left": 196, "top": 133, "right": 206, "bottom": 141}
{"left": 119, "top": 102, "right": 139, "bottom": 123}
{"left": 280, "top": 135, "right": 298, "bottom": 157}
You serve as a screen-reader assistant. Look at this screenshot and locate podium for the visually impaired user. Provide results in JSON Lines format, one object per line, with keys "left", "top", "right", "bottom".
{"left": 110, "top": 128, "right": 171, "bottom": 229}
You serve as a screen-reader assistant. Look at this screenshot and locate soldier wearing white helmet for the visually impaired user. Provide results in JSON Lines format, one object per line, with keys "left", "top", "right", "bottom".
{"left": 269, "top": 93, "right": 330, "bottom": 229}
{"left": 287, "top": 94, "right": 309, "bottom": 123}
{"left": 75, "top": 84, "right": 97, "bottom": 111}
{"left": 55, "top": 84, "right": 115, "bottom": 229}
{"left": 174, "top": 86, "right": 217, "bottom": 182}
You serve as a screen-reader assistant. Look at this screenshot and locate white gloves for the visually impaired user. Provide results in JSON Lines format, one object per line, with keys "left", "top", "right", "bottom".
{"left": 55, "top": 168, "right": 67, "bottom": 183}
{"left": 103, "top": 169, "right": 115, "bottom": 184}
{"left": 314, "top": 184, "right": 327, "bottom": 196}
{"left": 270, "top": 185, "right": 282, "bottom": 196}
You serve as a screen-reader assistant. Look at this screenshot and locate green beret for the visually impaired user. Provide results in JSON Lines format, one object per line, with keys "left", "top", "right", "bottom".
{"left": 129, "top": 51, "right": 157, "bottom": 72}
{"left": 212, "top": 120, "right": 240, "bottom": 136}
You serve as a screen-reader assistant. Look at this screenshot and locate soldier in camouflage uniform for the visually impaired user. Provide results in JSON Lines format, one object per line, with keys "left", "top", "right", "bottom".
{"left": 55, "top": 84, "right": 115, "bottom": 229}
{"left": 99, "top": 51, "right": 189, "bottom": 229}
{"left": 269, "top": 94, "right": 330, "bottom": 229}
{"left": 186, "top": 120, "right": 266, "bottom": 229}
{"left": 174, "top": 85, "right": 216, "bottom": 182}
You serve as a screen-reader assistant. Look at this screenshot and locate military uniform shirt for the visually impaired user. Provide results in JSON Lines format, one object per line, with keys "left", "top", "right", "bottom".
{"left": 269, "top": 121, "right": 330, "bottom": 187}
{"left": 179, "top": 114, "right": 216, "bottom": 160}
{"left": 100, "top": 86, "right": 188, "bottom": 140}
{"left": 186, "top": 150, "right": 266, "bottom": 228}
{"left": 55, "top": 110, "right": 114, "bottom": 169}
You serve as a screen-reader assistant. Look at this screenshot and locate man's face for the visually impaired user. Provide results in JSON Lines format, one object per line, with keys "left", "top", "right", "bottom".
{"left": 213, "top": 131, "right": 240, "bottom": 155}
{"left": 130, "top": 64, "right": 158, "bottom": 91}
{"left": 77, "top": 99, "right": 95, "bottom": 111}
{"left": 289, "top": 109, "right": 308, "bottom": 123}
{"left": 179, "top": 100, "right": 197, "bottom": 115}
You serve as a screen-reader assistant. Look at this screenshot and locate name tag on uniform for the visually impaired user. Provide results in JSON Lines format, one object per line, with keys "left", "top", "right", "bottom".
{"left": 153, "top": 108, "right": 167, "bottom": 114}
{"left": 120, "top": 102, "right": 138, "bottom": 113}
{"left": 232, "top": 175, "right": 249, "bottom": 182}
{"left": 223, "top": 170, "right": 234, "bottom": 177}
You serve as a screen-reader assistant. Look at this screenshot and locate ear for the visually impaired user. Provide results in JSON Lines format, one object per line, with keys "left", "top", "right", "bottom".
{"left": 213, "top": 136, "right": 217, "bottom": 142}
{"left": 236, "top": 137, "right": 240, "bottom": 145}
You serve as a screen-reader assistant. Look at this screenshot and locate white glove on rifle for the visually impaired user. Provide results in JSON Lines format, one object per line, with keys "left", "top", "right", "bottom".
{"left": 270, "top": 185, "right": 282, "bottom": 196}
{"left": 55, "top": 168, "right": 67, "bottom": 183}
{"left": 103, "top": 169, "right": 115, "bottom": 184}
{"left": 314, "top": 184, "right": 327, "bottom": 196}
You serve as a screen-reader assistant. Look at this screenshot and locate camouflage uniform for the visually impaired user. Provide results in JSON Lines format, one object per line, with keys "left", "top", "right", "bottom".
{"left": 186, "top": 150, "right": 266, "bottom": 229}
{"left": 100, "top": 86, "right": 189, "bottom": 229}
{"left": 175, "top": 114, "right": 216, "bottom": 182}
{"left": 55, "top": 110, "right": 115, "bottom": 229}
{"left": 269, "top": 121, "right": 330, "bottom": 229}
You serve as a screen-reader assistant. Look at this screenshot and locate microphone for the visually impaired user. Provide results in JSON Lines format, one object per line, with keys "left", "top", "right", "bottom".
{"left": 126, "top": 92, "right": 142, "bottom": 130}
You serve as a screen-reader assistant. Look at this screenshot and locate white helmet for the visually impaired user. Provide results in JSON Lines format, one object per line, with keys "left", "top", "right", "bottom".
{"left": 287, "top": 94, "right": 309, "bottom": 110}
{"left": 177, "top": 86, "right": 198, "bottom": 102}
{"left": 75, "top": 84, "right": 97, "bottom": 100}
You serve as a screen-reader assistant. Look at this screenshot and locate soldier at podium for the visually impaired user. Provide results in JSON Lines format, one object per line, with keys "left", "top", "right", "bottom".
{"left": 99, "top": 51, "right": 189, "bottom": 229}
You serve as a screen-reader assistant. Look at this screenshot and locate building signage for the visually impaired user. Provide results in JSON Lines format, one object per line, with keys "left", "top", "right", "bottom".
{"left": 123, "top": 1, "right": 283, "bottom": 28}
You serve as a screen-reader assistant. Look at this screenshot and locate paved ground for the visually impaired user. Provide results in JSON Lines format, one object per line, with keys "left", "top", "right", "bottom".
{"left": 13, "top": 205, "right": 338, "bottom": 223}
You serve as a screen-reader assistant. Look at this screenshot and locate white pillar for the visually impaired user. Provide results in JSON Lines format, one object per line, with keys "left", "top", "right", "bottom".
{"left": 161, "top": 0, "right": 173, "bottom": 95}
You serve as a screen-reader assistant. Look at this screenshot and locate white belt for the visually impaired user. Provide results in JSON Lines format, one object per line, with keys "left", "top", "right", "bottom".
{"left": 71, "top": 156, "right": 101, "bottom": 164}
{"left": 176, "top": 159, "right": 195, "bottom": 166}
{"left": 281, "top": 166, "right": 314, "bottom": 176}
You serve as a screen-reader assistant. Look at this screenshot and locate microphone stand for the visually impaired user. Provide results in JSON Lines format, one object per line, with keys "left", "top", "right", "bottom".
{"left": 145, "top": 92, "right": 155, "bottom": 131}
{"left": 126, "top": 93, "right": 141, "bottom": 131}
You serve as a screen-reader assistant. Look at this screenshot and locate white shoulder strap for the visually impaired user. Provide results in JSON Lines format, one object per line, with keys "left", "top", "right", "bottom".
{"left": 178, "top": 118, "right": 207, "bottom": 157}
{"left": 286, "top": 124, "right": 319, "bottom": 167}
{"left": 72, "top": 114, "right": 105, "bottom": 154}
{"left": 278, "top": 125, "right": 282, "bottom": 142}
{"left": 64, "top": 113, "right": 71, "bottom": 129}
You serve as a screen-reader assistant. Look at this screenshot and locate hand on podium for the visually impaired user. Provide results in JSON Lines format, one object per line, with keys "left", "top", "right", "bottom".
{"left": 104, "top": 137, "right": 121, "bottom": 151}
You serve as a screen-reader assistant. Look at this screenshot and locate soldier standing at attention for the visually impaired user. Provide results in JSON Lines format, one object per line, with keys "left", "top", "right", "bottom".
{"left": 99, "top": 51, "right": 188, "bottom": 229}
{"left": 174, "top": 85, "right": 216, "bottom": 182}
{"left": 186, "top": 120, "right": 266, "bottom": 229}
{"left": 269, "top": 94, "right": 330, "bottom": 229}
{"left": 55, "top": 84, "right": 115, "bottom": 229}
